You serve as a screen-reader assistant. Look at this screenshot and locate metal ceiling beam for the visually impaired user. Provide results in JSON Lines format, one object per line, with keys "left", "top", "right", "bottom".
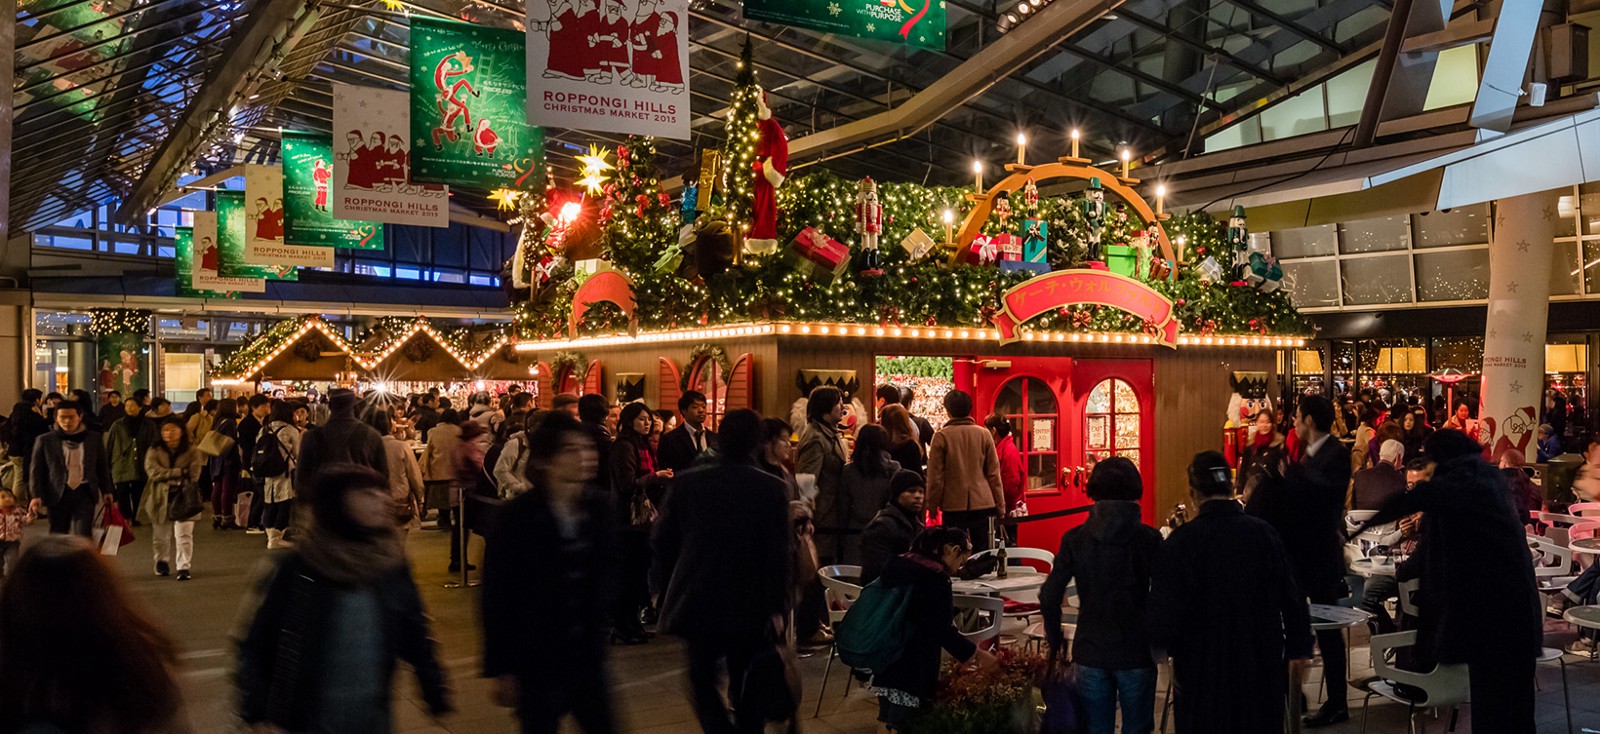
{"left": 1215, "top": 0, "right": 1347, "bottom": 54}
{"left": 786, "top": 0, "right": 1130, "bottom": 164}
{"left": 1114, "top": 8, "right": 1288, "bottom": 86}
{"left": 116, "top": 0, "right": 318, "bottom": 221}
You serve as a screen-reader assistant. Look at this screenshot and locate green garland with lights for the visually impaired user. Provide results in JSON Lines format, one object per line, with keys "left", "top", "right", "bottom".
{"left": 550, "top": 350, "right": 589, "bottom": 382}
{"left": 216, "top": 316, "right": 314, "bottom": 377}
{"left": 87, "top": 308, "right": 151, "bottom": 337}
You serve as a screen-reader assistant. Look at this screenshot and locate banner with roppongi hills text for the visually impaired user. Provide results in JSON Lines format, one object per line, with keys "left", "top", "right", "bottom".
{"left": 525, "top": 0, "right": 690, "bottom": 140}
{"left": 332, "top": 82, "right": 451, "bottom": 228}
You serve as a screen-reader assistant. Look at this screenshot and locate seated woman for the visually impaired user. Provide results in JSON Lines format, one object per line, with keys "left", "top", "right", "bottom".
{"left": 872, "top": 526, "right": 997, "bottom": 733}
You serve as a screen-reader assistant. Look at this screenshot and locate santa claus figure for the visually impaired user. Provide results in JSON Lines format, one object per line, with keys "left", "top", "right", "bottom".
{"left": 746, "top": 89, "right": 788, "bottom": 255}
{"left": 474, "top": 118, "right": 500, "bottom": 157}
{"left": 855, "top": 177, "right": 883, "bottom": 275}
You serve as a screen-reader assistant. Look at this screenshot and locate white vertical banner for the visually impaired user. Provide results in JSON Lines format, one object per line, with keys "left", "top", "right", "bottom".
{"left": 525, "top": 0, "right": 690, "bottom": 139}
{"left": 332, "top": 83, "right": 451, "bottom": 227}
{"left": 242, "top": 165, "right": 336, "bottom": 268}
{"left": 1479, "top": 191, "right": 1558, "bottom": 459}
{"left": 190, "top": 210, "right": 266, "bottom": 293}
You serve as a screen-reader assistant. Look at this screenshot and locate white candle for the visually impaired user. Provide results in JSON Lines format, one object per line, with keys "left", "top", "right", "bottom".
{"left": 972, "top": 160, "right": 984, "bottom": 193}
{"left": 1070, "top": 129, "right": 1080, "bottom": 159}
{"left": 1155, "top": 184, "right": 1166, "bottom": 216}
{"left": 1016, "top": 133, "right": 1027, "bottom": 166}
{"left": 942, "top": 209, "right": 955, "bottom": 243}
{"left": 1120, "top": 149, "right": 1131, "bottom": 179}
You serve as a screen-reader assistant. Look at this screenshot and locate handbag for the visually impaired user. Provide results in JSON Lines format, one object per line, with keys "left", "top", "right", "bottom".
{"left": 196, "top": 430, "right": 236, "bottom": 458}
{"left": 627, "top": 486, "right": 656, "bottom": 528}
{"left": 167, "top": 480, "right": 205, "bottom": 520}
{"left": 1037, "top": 653, "right": 1083, "bottom": 734}
{"left": 740, "top": 621, "right": 801, "bottom": 722}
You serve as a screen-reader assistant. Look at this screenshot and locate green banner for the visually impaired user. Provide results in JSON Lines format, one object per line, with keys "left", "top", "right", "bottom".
{"left": 743, "top": 0, "right": 946, "bottom": 51}
{"left": 409, "top": 17, "right": 544, "bottom": 189}
{"left": 174, "top": 226, "right": 240, "bottom": 299}
{"left": 217, "top": 191, "right": 298, "bottom": 281}
{"left": 281, "top": 131, "right": 385, "bottom": 249}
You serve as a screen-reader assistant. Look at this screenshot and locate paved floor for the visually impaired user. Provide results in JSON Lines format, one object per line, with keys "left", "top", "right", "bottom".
{"left": 47, "top": 522, "right": 1600, "bottom": 733}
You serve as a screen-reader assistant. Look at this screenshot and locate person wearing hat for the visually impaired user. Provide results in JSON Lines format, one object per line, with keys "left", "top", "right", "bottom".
{"left": 1351, "top": 439, "right": 1406, "bottom": 511}
{"left": 858, "top": 470, "right": 926, "bottom": 585}
{"left": 1150, "top": 451, "right": 1313, "bottom": 734}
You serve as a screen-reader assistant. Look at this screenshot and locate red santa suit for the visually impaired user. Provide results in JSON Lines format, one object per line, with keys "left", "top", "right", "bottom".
{"left": 747, "top": 91, "right": 787, "bottom": 254}
{"left": 591, "top": 2, "right": 630, "bottom": 75}
{"left": 546, "top": 2, "right": 588, "bottom": 80}
{"left": 633, "top": 12, "right": 682, "bottom": 85}
{"left": 474, "top": 119, "right": 500, "bottom": 156}
{"left": 312, "top": 163, "right": 331, "bottom": 209}
{"left": 200, "top": 245, "right": 219, "bottom": 272}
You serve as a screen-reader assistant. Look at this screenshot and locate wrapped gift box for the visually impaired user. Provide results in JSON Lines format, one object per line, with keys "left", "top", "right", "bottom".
{"left": 994, "top": 233, "right": 1023, "bottom": 262}
{"left": 954, "top": 235, "right": 1000, "bottom": 267}
{"left": 900, "top": 227, "right": 936, "bottom": 261}
{"left": 1104, "top": 244, "right": 1138, "bottom": 278}
{"left": 1021, "top": 219, "right": 1048, "bottom": 265}
{"left": 787, "top": 227, "right": 850, "bottom": 283}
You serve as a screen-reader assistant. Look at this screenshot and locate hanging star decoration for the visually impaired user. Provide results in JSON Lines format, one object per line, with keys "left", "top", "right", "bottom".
{"left": 380, "top": 0, "right": 409, "bottom": 14}
{"left": 575, "top": 145, "right": 614, "bottom": 195}
{"left": 487, "top": 188, "right": 524, "bottom": 212}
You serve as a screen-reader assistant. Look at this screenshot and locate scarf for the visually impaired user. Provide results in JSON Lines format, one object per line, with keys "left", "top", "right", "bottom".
{"left": 1252, "top": 429, "right": 1275, "bottom": 448}
{"left": 57, "top": 428, "right": 86, "bottom": 445}
{"left": 295, "top": 516, "right": 407, "bottom": 587}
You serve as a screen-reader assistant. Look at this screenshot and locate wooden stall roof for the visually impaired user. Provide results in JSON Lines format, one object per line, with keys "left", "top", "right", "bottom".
{"left": 253, "top": 326, "right": 364, "bottom": 382}
{"left": 364, "top": 329, "right": 476, "bottom": 383}
{"left": 474, "top": 342, "right": 539, "bottom": 381}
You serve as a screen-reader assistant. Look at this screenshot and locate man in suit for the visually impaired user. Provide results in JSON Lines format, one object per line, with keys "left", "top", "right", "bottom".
{"left": 28, "top": 401, "right": 112, "bottom": 537}
{"left": 1246, "top": 393, "right": 1352, "bottom": 727}
{"left": 652, "top": 408, "right": 791, "bottom": 734}
{"left": 658, "top": 391, "right": 717, "bottom": 473}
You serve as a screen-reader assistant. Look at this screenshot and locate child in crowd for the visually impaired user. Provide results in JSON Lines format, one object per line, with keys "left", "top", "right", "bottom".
{"left": 0, "top": 489, "right": 35, "bottom": 577}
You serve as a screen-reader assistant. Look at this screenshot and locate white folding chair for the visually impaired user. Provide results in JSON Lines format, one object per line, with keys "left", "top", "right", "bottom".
{"left": 953, "top": 593, "right": 1005, "bottom": 650}
{"left": 814, "top": 565, "right": 863, "bottom": 717}
{"left": 972, "top": 546, "right": 1054, "bottom": 627}
{"left": 1360, "top": 631, "right": 1471, "bottom": 734}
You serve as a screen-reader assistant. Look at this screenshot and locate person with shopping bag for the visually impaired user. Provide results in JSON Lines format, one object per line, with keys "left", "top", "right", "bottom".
{"left": 139, "top": 418, "right": 204, "bottom": 581}
{"left": 28, "top": 400, "right": 111, "bottom": 538}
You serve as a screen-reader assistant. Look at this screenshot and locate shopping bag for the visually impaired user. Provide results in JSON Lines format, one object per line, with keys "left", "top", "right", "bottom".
{"left": 1037, "top": 654, "right": 1083, "bottom": 734}
{"left": 101, "top": 501, "right": 135, "bottom": 546}
{"left": 99, "top": 525, "right": 124, "bottom": 556}
{"left": 233, "top": 491, "right": 254, "bottom": 528}
{"left": 740, "top": 624, "right": 801, "bottom": 722}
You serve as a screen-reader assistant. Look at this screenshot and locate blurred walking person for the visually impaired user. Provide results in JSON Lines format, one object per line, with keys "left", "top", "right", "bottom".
{"left": 607, "top": 402, "right": 671, "bottom": 645}
{"left": 140, "top": 417, "right": 205, "bottom": 581}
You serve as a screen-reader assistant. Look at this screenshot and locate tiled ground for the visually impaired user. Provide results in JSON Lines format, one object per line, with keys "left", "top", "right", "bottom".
{"left": 55, "top": 522, "right": 1600, "bottom": 733}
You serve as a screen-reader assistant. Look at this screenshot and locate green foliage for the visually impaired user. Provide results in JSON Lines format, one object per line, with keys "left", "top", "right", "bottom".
{"left": 875, "top": 356, "right": 954, "bottom": 379}
{"left": 909, "top": 650, "right": 1043, "bottom": 734}
{"left": 216, "top": 316, "right": 314, "bottom": 377}
{"left": 718, "top": 39, "right": 763, "bottom": 232}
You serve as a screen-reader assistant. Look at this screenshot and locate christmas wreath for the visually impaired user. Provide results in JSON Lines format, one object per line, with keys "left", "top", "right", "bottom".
{"left": 681, "top": 343, "right": 732, "bottom": 392}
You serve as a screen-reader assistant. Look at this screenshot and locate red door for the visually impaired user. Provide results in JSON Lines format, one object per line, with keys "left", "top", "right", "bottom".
{"left": 961, "top": 356, "right": 1155, "bottom": 551}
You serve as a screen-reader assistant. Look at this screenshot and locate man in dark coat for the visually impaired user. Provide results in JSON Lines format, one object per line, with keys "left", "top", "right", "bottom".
{"left": 8, "top": 388, "right": 49, "bottom": 490}
{"left": 577, "top": 394, "right": 614, "bottom": 460}
{"left": 858, "top": 470, "right": 926, "bottom": 584}
{"left": 1357, "top": 429, "right": 1543, "bottom": 732}
{"left": 1151, "top": 451, "right": 1313, "bottom": 734}
{"left": 28, "top": 401, "right": 113, "bottom": 537}
{"left": 1246, "top": 393, "right": 1351, "bottom": 727}
{"left": 1351, "top": 439, "right": 1406, "bottom": 511}
{"left": 657, "top": 390, "right": 717, "bottom": 474}
{"left": 295, "top": 388, "right": 388, "bottom": 489}
{"left": 652, "top": 408, "right": 791, "bottom": 734}
{"left": 413, "top": 394, "right": 441, "bottom": 444}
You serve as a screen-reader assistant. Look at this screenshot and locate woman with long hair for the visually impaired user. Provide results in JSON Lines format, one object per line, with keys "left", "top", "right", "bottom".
{"left": 209, "top": 397, "right": 244, "bottom": 530}
{"left": 796, "top": 385, "right": 848, "bottom": 562}
{"left": 235, "top": 464, "right": 451, "bottom": 733}
{"left": 259, "top": 399, "right": 302, "bottom": 550}
{"left": 0, "top": 535, "right": 187, "bottom": 734}
{"left": 1236, "top": 408, "right": 1286, "bottom": 501}
{"left": 840, "top": 423, "right": 900, "bottom": 565}
{"left": 757, "top": 418, "right": 799, "bottom": 499}
{"left": 607, "top": 402, "right": 671, "bottom": 645}
{"left": 140, "top": 417, "right": 205, "bottom": 580}
{"left": 880, "top": 404, "right": 924, "bottom": 476}
{"left": 483, "top": 412, "right": 617, "bottom": 733}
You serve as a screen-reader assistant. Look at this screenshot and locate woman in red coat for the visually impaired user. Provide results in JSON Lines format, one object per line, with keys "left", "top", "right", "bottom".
{"left": 985, "top": 414, "right": 1027, "bottom": 542}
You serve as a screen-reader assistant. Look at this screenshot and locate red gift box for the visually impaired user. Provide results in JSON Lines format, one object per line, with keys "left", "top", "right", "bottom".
{"left": 786, "top": 227, "right": 851, "bottom": 283}
{"left": 993, "top": 233, "right": 1022, "bottom": 262}
{"left": 955, "top": 235, "right": 1001, "bottom": 267}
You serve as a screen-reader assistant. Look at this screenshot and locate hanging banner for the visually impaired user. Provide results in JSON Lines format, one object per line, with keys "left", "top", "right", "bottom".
{"left": 410, "top": 17, "right": 545, "bottom": 189}
{"left": 184, "top": 211, "right": 262, "bottom": 294}
{"left": 243, "top": 165, "right": 336, "bottom": 269}
{"left": 175, "top": 227, "right": 219, "bottom": 298}
{"left": 742, "top": 0, "right": 946, "bottom": 51}
{"left": 97, "top": 332, "right": 148, "bottom": 397}
{"left": 991, "top": 270, "right": 1178, "bottom": 348}
{"left": 217, "top": 191, "right": 297, "bottom": 281}
{"left": 332, "top": 83, "right": 451, "bottom": 228}
{"left": 281, "top": 131, "right": 385, "bottom": 250}
{"left": 525, "top": 0, "right": 689, "bottom": 140}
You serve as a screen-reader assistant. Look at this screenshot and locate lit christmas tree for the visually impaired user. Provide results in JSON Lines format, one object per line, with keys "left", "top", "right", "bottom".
{"left": 718, "top": 35, "right": 763, "bottom": 233}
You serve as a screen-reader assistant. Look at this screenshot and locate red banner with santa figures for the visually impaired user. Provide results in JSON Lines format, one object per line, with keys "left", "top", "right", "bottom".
{"left": 525, "top": 0, "right": 690, "bottom": 140}
{"left": 992, "top": 270, "right": 1179, "bottom": 348}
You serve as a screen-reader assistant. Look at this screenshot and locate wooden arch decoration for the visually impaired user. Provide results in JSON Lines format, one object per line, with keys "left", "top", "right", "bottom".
{"left": 581, "top": 360, "right": 604, "bottom": 396}
{"left": 725, "top": 353, "right": 755, "bottom": 412}
{"left": 658, "top": 358, "right": 682, "bottom": 415}
{"left": 569, "top": 270, "right": 638, "bottom": 338}
{"left": 956, "top": 161, "right": 1175, "bottom": 264}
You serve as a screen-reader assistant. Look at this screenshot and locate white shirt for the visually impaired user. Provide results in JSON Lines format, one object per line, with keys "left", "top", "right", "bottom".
{"left": 62, "top": 440, "right": 85, "bottom": 488}
{"left": 1303, "top": 433, "right": 1331, "bottom": 459}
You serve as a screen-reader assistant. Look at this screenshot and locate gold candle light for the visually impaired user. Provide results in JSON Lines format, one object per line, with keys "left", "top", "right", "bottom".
{"left": 1120, "top": 149, "right": 1131, "bottom": 179}
{"left": 1070, "top": 128, "right": 1080, "bottom": 159}
{"left": 942, "top": 209, "right": 955, "bottom": 243}
{"left": 1016, "top": 133, "right": 1027, "bottom": 166}
{"left": 972, "top": 159, "right": 984, "bottom": 193}
{"left": 1155, "top": 184, "right": 1166, "bottom": 216}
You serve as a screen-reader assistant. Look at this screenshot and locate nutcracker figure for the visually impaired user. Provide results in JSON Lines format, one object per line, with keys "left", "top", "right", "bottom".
{"left": 746, "top": 89, "right": 788, "bottom": 255}
{"left": 1022, "top": 178, "right": 1040, "bottom": 215}
{"left": 1226, "top": 205, "right": 1249, "bottom": 281}
{"left": 994, "top": 191, "right": 1013, "bottom": 230}
{"left": 1080, "top": 177, "right": 1108, "bottom": 265}
{"left": 854, "top": 177, "right": 885, "bottom": 275}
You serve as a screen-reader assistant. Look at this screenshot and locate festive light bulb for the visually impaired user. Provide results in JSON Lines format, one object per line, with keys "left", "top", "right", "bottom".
{"left": 1070, "top": 128, "right": 1081, "bottom": 158}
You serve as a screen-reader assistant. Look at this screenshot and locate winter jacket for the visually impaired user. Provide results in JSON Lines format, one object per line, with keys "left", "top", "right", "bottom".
{"left": 995, "top": 434, "right": 1025, "bottom": 512}
{"left": 796, "top": 420, "right": 848, "bottom": 558}
{"left": 858, "top": 502, "right": 925, "bottom": 585}
{"left": 6, "top": 406, "right": 48, "bottom": 459}
{"left": 492, "top": 431, "right": 532, "bottom": 498}
{"left": 30, "top": 429, "right": 111, "bottom": 506}
{"left": 1247, "top": 435, "right": 1351, "bottom": 596}
{"left": 186, "top": 410, "right": 213, "bottom": 445}
{"left": 837, "top": 457, "right": 901, "bottom": 565}
{"left": 259, "top": 421, "right": 301, "bottom": 504}
{"left": 468, "top": 404, "right": 503, "bottom": 435}
{"left": 138, "top": 445, "right": 205, "bottom": 525}
{"left": 105, "top": 414, "right": 154, "bottom": 484}
{"left": 608, "top": 433, "right": 667, "bottom": 530}
{"left": 296, "top": 413, "right": 388, "bottom": 489}
{"left": 1351, "top": 463, "right": 1406, "bottom": 511}
{"left": 382, "top": 435, "right": 424, "bottom": 521}
{"left": 926, "top": 417, "right": 1004, "bottom": 514}
{"left": 1039, "top": 500, "right": 1162, "bottom": 669}
{"left": 421, "top": 423, "right": 461, "bottom": 482}
{"left": 871, "top": 554, "right": 978, "bottom": 703}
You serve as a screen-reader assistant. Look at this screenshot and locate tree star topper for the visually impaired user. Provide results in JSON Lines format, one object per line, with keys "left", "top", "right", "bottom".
{"left": 575, "top": 145, "right": 615, "bottom": 195}
{"left": 487, "top": 188, "right": 524, "bottom": 211}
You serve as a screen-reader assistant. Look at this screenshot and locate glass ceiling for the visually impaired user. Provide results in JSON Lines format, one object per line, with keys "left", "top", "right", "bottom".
{"left": 15, "top": 0, "right": 1393, "bottom": 229}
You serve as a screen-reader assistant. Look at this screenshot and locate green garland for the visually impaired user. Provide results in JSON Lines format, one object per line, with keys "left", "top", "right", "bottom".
{"left": 681, "top": 343, "right": 731, "bottom": 392}
{"left": 875, "top": 356, "right": 954, "bottom": 379}
{"left": 87, "top": 308, "right": 151, "bottom": 337}
{"left": 215, "top": 316, "right": 314, "bottom": 378}
{"left": 550, "top": 350, "right": 589, "bottom": 383}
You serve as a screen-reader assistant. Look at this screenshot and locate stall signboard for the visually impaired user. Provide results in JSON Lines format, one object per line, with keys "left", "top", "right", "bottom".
{"left": 281, "top": 131, "right": 385, "bottom": 250}
{"left": 410, "top": 18, "right": 544, "bottom": 189}
{"left": 180, "top": 215, "right": 262, "bottom": 295}
{"left": 525, "top": 0, "right": 689, "bottom": 139}
{"left": 743, "top": 0, "right": 946, "bottom": 51}
{"left": 332, "top": 83, "right": 451, "bottom": 228}
{"left": 217, "top": 190, "right": 297, "bottom": 281}
{"left": 242, "top": 165, "right": 337, "bottom": 269}
{"left": 992, "top": 270, "right": 1178, "bottom": 347}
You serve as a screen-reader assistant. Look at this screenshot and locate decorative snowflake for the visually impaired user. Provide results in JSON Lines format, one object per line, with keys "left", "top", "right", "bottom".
{"left": 827, "top": 2, "right": 841, "bottom": 15}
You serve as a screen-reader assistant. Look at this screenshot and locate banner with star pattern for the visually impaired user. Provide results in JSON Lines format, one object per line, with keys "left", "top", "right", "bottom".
{"left": 525, "top": 0, "right": 690, "bottom": 140}
{"left": 281, "top": 131, "right": 385, "bottom": 250}
{"left": 743, "top": 0, "right": 946, "bottom": 51}
{"left": 409, "top": 17, "right": 545, "bottom": 189}
{"left": 332, "top": 83, "right": 451, "bottom": 228}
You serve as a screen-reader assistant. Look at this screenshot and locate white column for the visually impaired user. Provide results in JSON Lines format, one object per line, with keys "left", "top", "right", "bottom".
{"left": 1479, "top": 191, "right": 1559, "bottom": 459}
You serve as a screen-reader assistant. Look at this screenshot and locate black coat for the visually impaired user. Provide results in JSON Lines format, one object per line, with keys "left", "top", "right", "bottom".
{"left": 295, "top": 414, "right": 389, "bottom": 488}
{"left": 607, "top": 434, "right": 666, "bottom": 530}
{"left": 7, "top": 408, "right": 48, "bottom": 459}
{"left": 888, "top": 440, "right": 924, "bottom": 477}
{"left": 657, "top": 422, "right": 717, "bottom": 475}
{"left": 1351, "top": 463, "right": 1406, "bottom": 511}
{"left": 237, "top": 415, "right": 263, "bottom": 473}
{"left": 1150, "top": 500, "right": 1313, "bottom": 734}
{"left": 1361, "top": 456, "right": 1543, "bottom": 665}
{"left": 651, "top": 462, "right": 791, "bottom": 640}
{"left": 859, "top": 502, "right": 924, "bottom": 585}
{"left": 1039, "top": 500, "right": 1162, "bottom": 669}
{"left": 413, "top": 407, "right": 441, "bottom": 443}
{"left": 871, "top": 554, "right": 977, "bottom": 701}
{"left": 1247, "top": 437, "right": 1350, "bottom": 596}
{"left": 30, "top": 429, "right": 112, "bottom": 506}
{"left": 235, "top": 553, "right": 448, "bottom": 729}
{"left": 481, "top": 486, "right": 617, "bottom": 676}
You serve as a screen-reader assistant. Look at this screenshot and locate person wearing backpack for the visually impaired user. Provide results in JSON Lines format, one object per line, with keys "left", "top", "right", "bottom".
{"left": 493, "top": 412, "right": 537, "bottom": 499}
{"left": 253, "top": 400, "right": 301, "bottom": 549}
{"left": 1038, "top": 456, "right": 1163, "bottom": 734}
{"left": 870, "top": 526, "right": 997, "bottom": 731}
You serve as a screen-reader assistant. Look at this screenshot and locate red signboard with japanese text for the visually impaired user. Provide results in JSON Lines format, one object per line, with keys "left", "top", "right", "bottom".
{"left": 992, "top": 270, "right": 1179, "bottom": 348}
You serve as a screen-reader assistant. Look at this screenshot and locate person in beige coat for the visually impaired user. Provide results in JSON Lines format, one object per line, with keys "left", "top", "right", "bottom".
{"left": 368, "top": 409, "right": 424, "bottom": 538}
{"left": 421, "top": 410, "right": 463, "bottom": 533}
{"left": 926, "top": 390, "right": 1004, "bottom": 551}
{"left": 138, "top": 418, "right": 205, "bottom": 580}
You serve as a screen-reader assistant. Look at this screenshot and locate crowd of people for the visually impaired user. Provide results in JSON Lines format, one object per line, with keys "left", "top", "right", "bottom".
{"left": 0, "top": 378, "right": 1578, "bottom": 734}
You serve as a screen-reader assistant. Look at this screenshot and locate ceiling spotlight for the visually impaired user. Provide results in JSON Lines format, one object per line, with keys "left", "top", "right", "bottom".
{"left": 1018, "top": 3, "right": 1029, "bottom": 12}
{"left": 1005, "top": 12, "right": 1017, "bottom": 22}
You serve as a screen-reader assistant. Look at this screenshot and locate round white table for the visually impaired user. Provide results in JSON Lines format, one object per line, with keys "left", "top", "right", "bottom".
{"left": 952, "top": 572, "right": 1045, "bottom": 596}
{"left": 1570, "top": 537, "right": 1600, "bottom": 557}
{"left": 1308, "top": 603, "right": 1372, "bottom": 632}
{"left": 1350, "top": 558, "right": 1398, "bottom": 578}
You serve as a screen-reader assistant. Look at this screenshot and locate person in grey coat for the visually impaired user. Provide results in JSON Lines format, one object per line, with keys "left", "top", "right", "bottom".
{"left": 28, "top": 401, "right": 111, "bottom": 537}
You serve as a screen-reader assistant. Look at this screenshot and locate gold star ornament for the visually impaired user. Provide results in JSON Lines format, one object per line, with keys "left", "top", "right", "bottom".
{"left": 488, "top": 188, "right": 524, "bottom": 211}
